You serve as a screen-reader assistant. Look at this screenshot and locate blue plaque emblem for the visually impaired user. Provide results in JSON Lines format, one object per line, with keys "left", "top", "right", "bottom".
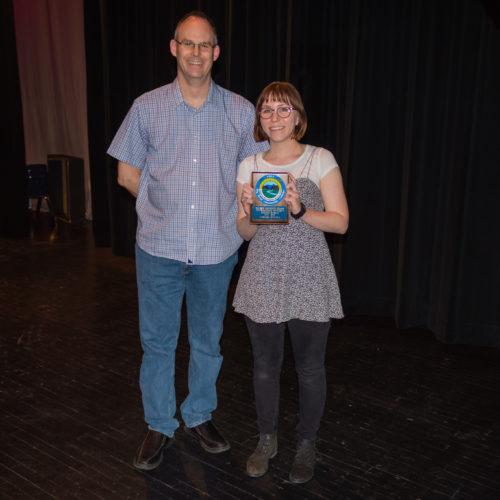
{"left": 254, "top": 174, "right": 286, "bottom": 206}
{"left": 251, "top": 172, "right": 289, "bottom": 224}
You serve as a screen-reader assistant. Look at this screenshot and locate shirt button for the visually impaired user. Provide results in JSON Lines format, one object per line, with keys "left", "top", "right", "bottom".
{"left": 193, "top": 159, "right": 197, "bottom": 163}
{"left": 192, "top": 181, "right": 196, "bottom": 186}
{"left": 191, "top": 205, "right": 195, "bottom": 209}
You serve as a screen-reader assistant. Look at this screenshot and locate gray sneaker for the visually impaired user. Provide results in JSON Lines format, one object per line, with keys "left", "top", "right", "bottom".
{"left": 289, "top": 439, "right": 316, "bottom": 484}
{"left": 246, "top": 433, "right": 278, "bottom": 477}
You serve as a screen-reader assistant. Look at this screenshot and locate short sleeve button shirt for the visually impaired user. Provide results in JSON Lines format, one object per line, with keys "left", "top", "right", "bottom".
{"left": 107, "top": 79, "right": 267, "bottom": 264}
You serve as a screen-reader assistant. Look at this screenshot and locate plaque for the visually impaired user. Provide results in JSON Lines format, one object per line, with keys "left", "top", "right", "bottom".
{"left": 250, "top": 172, "right": 289, "bottom": 224}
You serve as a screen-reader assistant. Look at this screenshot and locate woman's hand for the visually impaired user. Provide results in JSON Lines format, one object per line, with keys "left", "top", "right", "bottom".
{"left": 240, "top": 182, "right": 254, "bottom": 217}
{"left": 285, "top": 173, "right": 302, "bottom": 215}
{"left": 237, "top": 182, "right": 258, "bottom": 240}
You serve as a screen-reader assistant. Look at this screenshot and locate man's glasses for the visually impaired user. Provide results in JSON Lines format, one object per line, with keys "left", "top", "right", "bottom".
{"left": 259, "top": 106, "right": 296, "bottom": 119}
{"left": 175, "top": 39, "right": 215, "bottom": 52}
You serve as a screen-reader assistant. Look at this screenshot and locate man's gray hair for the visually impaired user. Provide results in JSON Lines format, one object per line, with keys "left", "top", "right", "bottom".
{"left": 174, "top": 11, "right": 218, "bottom": 46}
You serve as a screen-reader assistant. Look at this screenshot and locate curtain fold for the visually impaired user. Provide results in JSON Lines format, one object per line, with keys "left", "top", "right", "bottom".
{"left": 1, "top": 0, "right": 28, "bottom": 237}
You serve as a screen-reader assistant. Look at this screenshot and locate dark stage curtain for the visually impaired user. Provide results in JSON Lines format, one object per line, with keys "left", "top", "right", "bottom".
{"left": 340, "top": 0, "right": 500, "bottom": 347}
{"left": 85, "top": 0, "right": 500, "bottom": 347}
{"left": 1, "top": 0, "right": 28, "bottom": 237}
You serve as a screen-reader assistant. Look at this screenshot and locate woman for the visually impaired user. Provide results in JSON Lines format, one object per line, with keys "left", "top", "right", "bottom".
{"left": 233, "top": 82, "right": 349, "bottom": 484}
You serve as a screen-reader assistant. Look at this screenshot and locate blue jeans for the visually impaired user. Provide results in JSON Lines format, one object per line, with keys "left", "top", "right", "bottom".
{"left": 135, "top": 244, "right": 238, "bottom": 437}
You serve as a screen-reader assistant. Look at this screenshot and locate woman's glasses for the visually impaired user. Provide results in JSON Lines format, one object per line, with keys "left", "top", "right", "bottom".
{"left": 259, "top": 106, "right": 295, "bottom": 119}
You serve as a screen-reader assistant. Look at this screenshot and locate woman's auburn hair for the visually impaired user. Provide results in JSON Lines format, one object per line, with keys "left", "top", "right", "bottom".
{"left": 254, "top": 81, "right": 308, "bottom": 142}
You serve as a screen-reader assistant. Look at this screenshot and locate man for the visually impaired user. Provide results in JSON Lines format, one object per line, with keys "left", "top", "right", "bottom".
{"left": 107, "top": 11, "right": 267, "bottom": 470}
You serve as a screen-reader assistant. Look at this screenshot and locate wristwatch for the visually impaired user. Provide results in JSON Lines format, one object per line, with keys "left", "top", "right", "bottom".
{"left": 291, "top": 202, "right": 306, "bottom": 219}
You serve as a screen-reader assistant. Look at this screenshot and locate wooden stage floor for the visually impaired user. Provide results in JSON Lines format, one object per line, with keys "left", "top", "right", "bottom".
{"left": 1, "top": 217, "right": 499, "bottom": 499}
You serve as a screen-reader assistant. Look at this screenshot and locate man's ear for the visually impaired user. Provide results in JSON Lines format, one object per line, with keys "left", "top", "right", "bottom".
{"left": 170, "top": 39, "right": 177, "bottom": 58}
{"left": 213, "top": 44, "right": 220, "bottom": 62}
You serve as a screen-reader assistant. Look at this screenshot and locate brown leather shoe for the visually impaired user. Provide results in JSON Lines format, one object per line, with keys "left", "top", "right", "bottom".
{"left": 184, "top": 421, "right": 230, "bottom": 454}
{"left": 133, "top": 429, "right": 174, "bottom": 470}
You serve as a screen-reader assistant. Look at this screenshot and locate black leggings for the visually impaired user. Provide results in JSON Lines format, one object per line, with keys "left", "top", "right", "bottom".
{"left": 245, "top": 316, "right": 330, "bottom": 440}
